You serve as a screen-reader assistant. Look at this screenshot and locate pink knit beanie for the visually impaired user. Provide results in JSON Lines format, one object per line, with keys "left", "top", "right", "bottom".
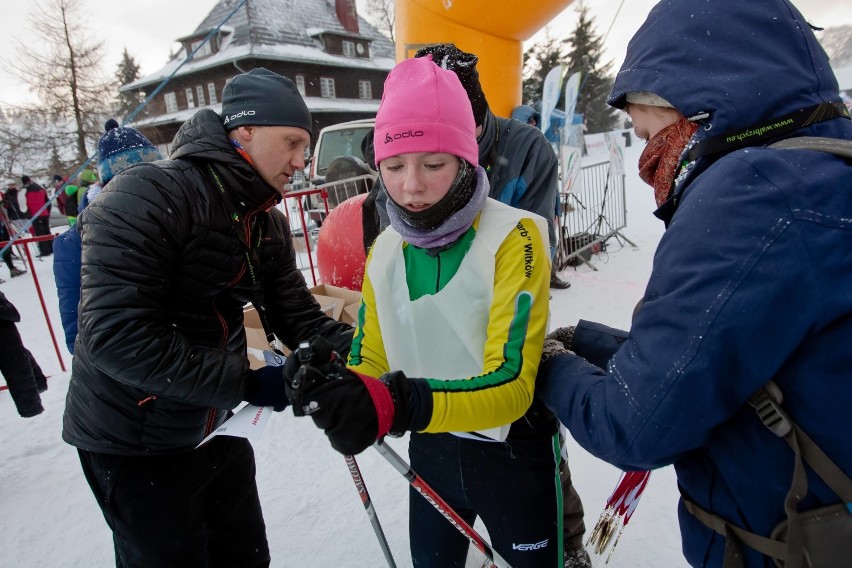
{"left": 374, "top": 55, "right": 478, "bottom": 167}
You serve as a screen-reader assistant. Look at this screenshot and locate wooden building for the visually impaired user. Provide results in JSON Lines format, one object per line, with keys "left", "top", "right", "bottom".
{"left": 122, "top": 0, "right": 394, "bottom": 155}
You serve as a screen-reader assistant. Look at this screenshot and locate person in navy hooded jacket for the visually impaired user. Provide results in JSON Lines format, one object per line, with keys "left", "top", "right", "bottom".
{"left": 537, "top": 1, "right": 852, "bottom": 567}
{"left": 52, "top": 119, "right": 162, "bottom": 353}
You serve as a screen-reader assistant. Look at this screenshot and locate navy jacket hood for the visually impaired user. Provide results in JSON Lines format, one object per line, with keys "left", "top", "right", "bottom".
{"left": 608, "top": 0, "right": 842, "bottom": 140}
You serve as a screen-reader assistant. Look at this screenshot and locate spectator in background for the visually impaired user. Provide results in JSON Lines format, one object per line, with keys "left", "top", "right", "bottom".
{"left": 21, "top": 175, "right": 52, "bottom": 257}
{"left": 53, "top": 120, "right": 162, "bottom": 353}
{"left": 0, "top": 291, "right": 48, "bottom": 417}
{"left": 2, "top": 181, "right": 26, "bottom": 235}
{"left": 53, "top": 174, "right": 69, "bottom": 218}
{"left": 68, "top": 169, "right": 100, "bottom": 226}
{"left": 0, "top": 218, "right": 27, "bottom": 280}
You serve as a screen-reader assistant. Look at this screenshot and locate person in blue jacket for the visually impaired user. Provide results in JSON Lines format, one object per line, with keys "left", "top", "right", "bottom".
{"left": 53, "top": 119, "right": 162, "bottom": 353}
{"left": 537, "top": 1, "right": 852, "bottom": 567}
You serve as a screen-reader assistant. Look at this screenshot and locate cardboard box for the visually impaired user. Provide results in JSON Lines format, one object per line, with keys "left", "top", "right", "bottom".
{"left": 243, "top": 306, "right": 271, "bottom": 369}
{"left": 242, "top": 283, "right": 361, "bottom": 367}
{"left": 309, "top": 283, "right": 362, "bottom": 326}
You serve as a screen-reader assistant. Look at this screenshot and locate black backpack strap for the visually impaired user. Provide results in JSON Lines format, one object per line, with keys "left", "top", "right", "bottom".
{"left": 769, "top": 136, "right": 852, "bottom": 158}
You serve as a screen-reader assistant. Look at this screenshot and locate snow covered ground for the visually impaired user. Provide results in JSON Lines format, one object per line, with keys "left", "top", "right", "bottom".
{"left": 0, "top": 142, "right": 690, "bottom": 567}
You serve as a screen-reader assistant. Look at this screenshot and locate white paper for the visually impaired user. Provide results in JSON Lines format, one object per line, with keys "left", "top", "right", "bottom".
{"left": 196, "top": 350, "right": 287, "bottom": 448}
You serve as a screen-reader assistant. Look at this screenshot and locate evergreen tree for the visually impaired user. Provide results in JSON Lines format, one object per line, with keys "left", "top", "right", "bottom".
{"left": 522, "top": 28, "right": 569, "bottom": 105}
{"left": 565, "top": 3, "right": 618, "bottom": 133}
{"left": 115, "top": 49, "right": 144, "bottom": 122}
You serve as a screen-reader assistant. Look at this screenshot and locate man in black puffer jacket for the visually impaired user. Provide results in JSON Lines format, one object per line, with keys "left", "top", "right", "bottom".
{"left": 63, "top": 68, "right": 353, "bottom": 568}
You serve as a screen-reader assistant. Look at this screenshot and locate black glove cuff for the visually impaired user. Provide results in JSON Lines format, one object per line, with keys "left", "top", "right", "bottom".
{"left": 380, "top": 372, "right": 433, "bottom": 434}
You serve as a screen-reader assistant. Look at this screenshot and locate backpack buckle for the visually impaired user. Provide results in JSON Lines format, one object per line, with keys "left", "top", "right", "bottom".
{"left": 749, "top": 383, "right": 792, "bottom": 438}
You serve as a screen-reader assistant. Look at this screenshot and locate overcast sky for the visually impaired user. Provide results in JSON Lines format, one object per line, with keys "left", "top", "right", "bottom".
{"left": 0, "top": 0, "right": 848, "bottom": 107}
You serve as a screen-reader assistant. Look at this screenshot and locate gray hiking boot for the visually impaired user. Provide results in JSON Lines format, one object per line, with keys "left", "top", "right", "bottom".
{"left": 564, "top": 546, "right": 593, "bottom": 568}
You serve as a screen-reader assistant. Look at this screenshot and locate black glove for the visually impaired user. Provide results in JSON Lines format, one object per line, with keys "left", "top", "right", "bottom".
{"left": 571, "top": 320, "right": 629, "bottom": 370}
{"left": 244, "top": 366, "right": 289, "bottom": 411}
{"left": 302, "top": 370, "right": 420, "bottom": 455}
{"left": 547, "top": 326, "right": 576, "bottom": 351}
{"left": 283, "top": 336, "right": 349, "bottom": 416}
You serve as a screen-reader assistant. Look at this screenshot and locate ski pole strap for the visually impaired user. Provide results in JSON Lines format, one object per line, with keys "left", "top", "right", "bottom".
{"left": 685, "top": 101, "right": 850, "bottom": 161}
{"left": 353, "top": 372, "right": 395, "bottom": 440}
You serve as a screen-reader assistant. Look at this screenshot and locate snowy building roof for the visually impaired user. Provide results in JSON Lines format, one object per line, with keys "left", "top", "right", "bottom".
{"left": 131, "top": 96, "right": 381, "bottom": 128}
{"left": 123, "top": 0, "right": 395, "bottom": 91}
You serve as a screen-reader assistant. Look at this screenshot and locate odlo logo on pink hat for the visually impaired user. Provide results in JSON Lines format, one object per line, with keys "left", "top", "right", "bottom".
{"left": 384, "top": 130, "right": 425, "bottom": 144}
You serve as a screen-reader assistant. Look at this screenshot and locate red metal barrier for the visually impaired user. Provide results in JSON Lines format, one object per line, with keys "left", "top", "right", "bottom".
{"left": 0, "top": 233, "right": 66, "bottom": 392}
{"left": 279, "top": 174, "right": 375, "bottom": 287}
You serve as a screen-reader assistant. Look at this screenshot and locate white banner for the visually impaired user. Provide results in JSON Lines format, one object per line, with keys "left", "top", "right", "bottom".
{"left": 563, "top": 72, "right": 582, "bottom": 121}
{"left": 540, "top": 64, "right": 564, "bottom": 136}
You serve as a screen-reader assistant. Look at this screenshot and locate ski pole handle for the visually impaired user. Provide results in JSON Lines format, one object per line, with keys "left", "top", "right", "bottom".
{"left": 290, "top": 341, "right": 312, "bottom": 416}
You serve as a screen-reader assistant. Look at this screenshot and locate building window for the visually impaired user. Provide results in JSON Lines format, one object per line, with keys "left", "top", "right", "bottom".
{"left": 207, "top": 82, "right": 218, "bottom": 104}
{"left": 196, "top": 85, "right": 206, "bottom": 106}
{"left": 185, "top": 88, "right": 196, "bottom": 108}
{"left": 320, "top": 77, "right": 335, "bottom": 98}
{"left": 164, "top": 92, "right": 178, "bottom": 113}
{"left": 358, "top": 80, "right": 372, "bottom": 100}
{"left": 342, "top": 40, "right": 355, "bottom": 57}
{"left": 295, "top": 75, "right": 306, "bottom": 96}
{"left": 190, "top": 39, "right": 212, "bottom": 58}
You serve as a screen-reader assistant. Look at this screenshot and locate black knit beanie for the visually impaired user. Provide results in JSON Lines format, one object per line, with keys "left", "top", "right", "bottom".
{"left": 220, "top": 67, "right": 313, "bottom": 134}
{"left": 414, "top": 44, "right": 489, "bottom": 127}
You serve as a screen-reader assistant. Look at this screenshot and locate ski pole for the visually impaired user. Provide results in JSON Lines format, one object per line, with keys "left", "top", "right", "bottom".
{"left": 372, "top": 440, "right": 512, "bottom": 568}
{"left": 290, "top": 343, "right": 397, "bottom": 566}
{"left": 343, "top": 454, "right": 398, "bottom": 568}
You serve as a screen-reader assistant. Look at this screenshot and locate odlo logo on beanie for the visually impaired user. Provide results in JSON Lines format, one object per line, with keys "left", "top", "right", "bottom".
{"left": 224, "top": 110, "right": 257, "bottom": 125}
{"left": 384, "top": 129, "right": 425, "bottom": 144}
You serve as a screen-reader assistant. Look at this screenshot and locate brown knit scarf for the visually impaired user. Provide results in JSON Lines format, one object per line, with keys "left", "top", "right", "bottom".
{"left": 638, "top": 117, "right": 699, "bottom": 206}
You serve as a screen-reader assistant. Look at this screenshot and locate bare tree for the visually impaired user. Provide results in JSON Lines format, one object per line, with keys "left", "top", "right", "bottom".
{"left": 0, "top": 106, "right": 75, "bottom": 181}
{"left": 5, "top": 0, "right": 111, "bottom": 165}
{"left": 361, "top": 0, "right": 395, "bottom": 43}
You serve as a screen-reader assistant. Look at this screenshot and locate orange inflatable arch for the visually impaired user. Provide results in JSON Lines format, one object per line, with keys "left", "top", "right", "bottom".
{"left": 394, "top": 0, "right": 576, "bottom": 118}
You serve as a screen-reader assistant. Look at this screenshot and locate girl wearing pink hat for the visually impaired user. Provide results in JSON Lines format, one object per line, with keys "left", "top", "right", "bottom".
{"left": 290, "top": 56, "right": 561, "bottom": 566}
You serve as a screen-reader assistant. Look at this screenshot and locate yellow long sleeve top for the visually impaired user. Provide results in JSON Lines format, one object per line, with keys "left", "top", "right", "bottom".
{"left": 348, "top": 206, "right": 550, "bottom": 434}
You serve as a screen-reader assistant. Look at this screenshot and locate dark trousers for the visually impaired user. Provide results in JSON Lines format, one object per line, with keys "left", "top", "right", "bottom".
{"left": 1, "top": 244, "right": 13, "bottom": 270}
{"left": 408, "top": 432, "right": 562, "bottom": 567}
{"left": 31, "top": 216, "right": 52, "bottom": 255}
{"left": 559, "top": 433, "right": 587, "bottom": 550}
{"left": 78, "top": 437, "right": 270, "bottom": 568}
{"left": 0, "top": 320, "right": 45, "bottom": 416}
